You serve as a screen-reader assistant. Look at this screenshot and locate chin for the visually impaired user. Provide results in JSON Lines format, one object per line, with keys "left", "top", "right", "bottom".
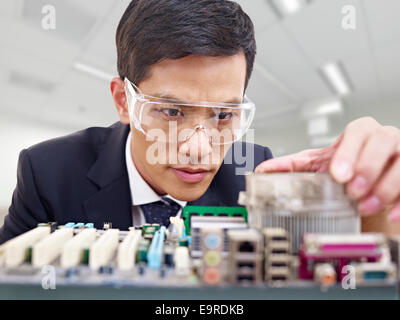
{"left": 159, "top": 169, "right": 215, "bottom": 201}
{"left": 166, "top": 182, "right": 211, "bottom": 202}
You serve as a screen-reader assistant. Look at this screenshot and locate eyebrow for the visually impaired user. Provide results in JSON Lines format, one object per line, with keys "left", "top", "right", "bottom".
{"left": 150, "top": 92, "right": 243, "bottom": 105}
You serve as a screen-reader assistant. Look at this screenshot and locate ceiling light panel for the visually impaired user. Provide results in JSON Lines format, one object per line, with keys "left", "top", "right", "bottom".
{"left": 320, "top": 61, "right": 352, "bottom": 96}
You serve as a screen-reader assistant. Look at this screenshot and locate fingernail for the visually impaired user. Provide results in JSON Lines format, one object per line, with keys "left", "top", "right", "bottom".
{"left": 388, "top": 205, "right": 400, "bottom": 222}
{"left": 348, "top": 175, "right": 368, "bottom": 199}
{"left": 332, "top": 160, "right": 353, "bottom": 183}
{"left": 359, "top": 196, "right": 382, "bottom": 215}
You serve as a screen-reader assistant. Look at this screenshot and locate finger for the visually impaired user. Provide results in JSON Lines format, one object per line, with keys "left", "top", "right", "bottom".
{"left": 358, "top": 157, "right": 400, "bottom": 216}
{"left": 346, "top": 126, "right": 399, "bottom": 200}
{"left": 388, "top": 200, "right": 400, "bottom": 222}
{"left": 330, "top": 117, "right": 379, "bottom": 184}
{"left": 255, "top": 149, "right": 321, "bottom": 173}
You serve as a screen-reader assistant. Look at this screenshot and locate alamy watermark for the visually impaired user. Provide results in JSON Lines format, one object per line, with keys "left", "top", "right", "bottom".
{"left": 41, "top": 265, "right": 56, "bottom": 290}
{"left": 143, "top": 124, "right": 255, "bottom": 175}
{"left": 41, "top": 5, "right": 56, "bottom": 30}
{"left": 341, "top": 5, "right": 356, "bottom": 30}
{"left": 341, "top": 265, "right": 356, "bottom": 290}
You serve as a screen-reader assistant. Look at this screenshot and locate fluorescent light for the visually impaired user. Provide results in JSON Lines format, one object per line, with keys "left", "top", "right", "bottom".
{"left": 315, "top": 99, "right": 343, "bottom": 116}
{"left": 270, "top": 0, "right": 306, "bottom": 16}
{"left": 307, "top": 116, "right": 329, "bottom": 136}
{"left": 302, "top": 98, "right": 343, "bottom": 119}
{"left": 321, "top": 62, "right": 351, "bottom": 96}
{"left": 280, "top": 0, "right": 302, "bottom": 14}
{"left": 73, "top": 62, "right": 114, "bottom": 81}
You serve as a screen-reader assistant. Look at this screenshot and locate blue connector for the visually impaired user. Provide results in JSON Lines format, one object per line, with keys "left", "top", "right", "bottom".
{"left": 74, "top": 223, "right": 85, "bottom": 228}
{"left": 84, "top": 223, "right": 94, "bottom": 228}
{"left": 64, "top": 222, "right": 75, "bottom": 228}
{"left": 147, "top": 226, "right": 166, "bottom": 269}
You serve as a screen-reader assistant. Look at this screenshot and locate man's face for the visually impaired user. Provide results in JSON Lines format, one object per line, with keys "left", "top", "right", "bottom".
{"left": 114, "top": 52, "right": 247, "bottom": 201}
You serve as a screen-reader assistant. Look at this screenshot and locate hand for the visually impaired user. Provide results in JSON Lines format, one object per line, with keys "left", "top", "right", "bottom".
{"left": 255, "top": 117, "right": 400, "bottom": 221}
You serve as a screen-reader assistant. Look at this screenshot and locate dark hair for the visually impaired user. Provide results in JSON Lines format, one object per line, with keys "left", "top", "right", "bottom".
{"left": 116, "top": 0, "right": 256, "bottom": 90}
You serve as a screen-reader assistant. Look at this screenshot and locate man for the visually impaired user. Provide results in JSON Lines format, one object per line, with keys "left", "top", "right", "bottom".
{"left": 0, "top": 0, "right": 399, "bottom": 244}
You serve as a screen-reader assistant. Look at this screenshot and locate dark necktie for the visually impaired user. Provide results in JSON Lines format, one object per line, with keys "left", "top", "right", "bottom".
{"left": 140, "top": 197, "right": 181, "bottom": 227}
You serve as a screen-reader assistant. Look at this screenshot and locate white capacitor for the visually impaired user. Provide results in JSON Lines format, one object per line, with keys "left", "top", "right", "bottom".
{"left": 174, "top": 246, "right": 191, "bottom": 276}
{"left": 314, "top": 263, "right": 337, "bottom": 286}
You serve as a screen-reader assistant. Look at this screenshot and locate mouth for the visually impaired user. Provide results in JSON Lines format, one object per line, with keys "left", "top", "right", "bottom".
{"left": 171, "top": 167, "right": 211, "bottom": 183}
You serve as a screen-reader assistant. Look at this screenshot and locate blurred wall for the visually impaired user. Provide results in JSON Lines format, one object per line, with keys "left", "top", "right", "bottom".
{"left": 0, "top": 113, "right": 73, "bottom": 225}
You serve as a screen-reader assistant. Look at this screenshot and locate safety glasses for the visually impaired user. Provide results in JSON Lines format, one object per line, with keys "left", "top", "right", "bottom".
{"left": 124, "top": 78, "right": 255, "bottom": 145}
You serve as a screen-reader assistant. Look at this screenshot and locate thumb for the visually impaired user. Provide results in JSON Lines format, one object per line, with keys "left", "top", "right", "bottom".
{"left": 255, "top": 149, "right": 324, "bottom": 173}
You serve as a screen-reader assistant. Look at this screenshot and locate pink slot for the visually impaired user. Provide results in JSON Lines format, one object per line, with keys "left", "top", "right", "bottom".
{"left": 320, "top": 244, "right": 377, "bottom": 251}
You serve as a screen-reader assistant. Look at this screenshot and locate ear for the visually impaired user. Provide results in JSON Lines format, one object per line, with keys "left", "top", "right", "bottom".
{"left": 111, "top": 77, "right": 130, "bottom": 124}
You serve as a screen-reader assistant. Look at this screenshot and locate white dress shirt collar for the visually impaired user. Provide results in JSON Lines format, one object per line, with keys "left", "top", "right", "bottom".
{"left": 125, "top": 132, "right": 187, "bottom": 208}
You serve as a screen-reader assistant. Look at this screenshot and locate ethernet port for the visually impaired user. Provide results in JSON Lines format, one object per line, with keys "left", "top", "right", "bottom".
{"left": 239, "top": 241, "right": 254, "bottom": 252}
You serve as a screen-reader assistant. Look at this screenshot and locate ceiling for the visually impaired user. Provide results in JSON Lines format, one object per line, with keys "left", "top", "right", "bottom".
{"left": 0, "top": 0, "right": 400, "bottom": 153}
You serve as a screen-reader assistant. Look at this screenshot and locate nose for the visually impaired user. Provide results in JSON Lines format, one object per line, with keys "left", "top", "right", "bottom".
{"left": 178, "top": 126, "right": 213, "bottom": 164}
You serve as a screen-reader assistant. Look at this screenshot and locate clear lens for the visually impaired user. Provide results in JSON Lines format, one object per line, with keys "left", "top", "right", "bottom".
{"left": 139, "top": 102, "right": 253, "bottom": 144}
{"left": 124, "top": 78, "right": 255, "bottom": 145}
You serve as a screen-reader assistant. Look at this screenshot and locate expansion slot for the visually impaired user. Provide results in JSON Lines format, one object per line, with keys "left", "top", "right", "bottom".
{"left": 89, "top": 229, "right": 119, "bottom": 270}
{"left": 61, "top": 228, "right": 97, "bottom": 268}
{"left": 3, "top": 226, "right": 50, "bottom": 267}
{"left": 117, "top": 229, "right": 142, "bottom": 270}
{"left": 32, "top": 228, "right": 74, "bottom": 267}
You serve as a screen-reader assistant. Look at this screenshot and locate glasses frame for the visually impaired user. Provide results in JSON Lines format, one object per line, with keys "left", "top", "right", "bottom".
{"left": 123, "top": 77, "right": 256, "bottom": 145}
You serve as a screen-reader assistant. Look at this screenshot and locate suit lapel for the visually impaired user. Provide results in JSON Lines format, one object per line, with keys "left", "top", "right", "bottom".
{"left": 84, "top": 122, "right": 133, "bottom": 229}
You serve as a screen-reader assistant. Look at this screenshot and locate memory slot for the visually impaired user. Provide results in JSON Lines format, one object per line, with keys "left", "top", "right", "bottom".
{"left": 89, "top": 229, "right": 119, "bottom": 270}
{"left": 61, "top": 228, "right": 97, "bottom": 268}
{"left": 32, "top": 228, "right": 74, "bottom": 267}
{"left": 4, "top": 226, "right": 51, "bottom": 267}
{"left": 117, "top": 229, "right": 142, "bottom": 270}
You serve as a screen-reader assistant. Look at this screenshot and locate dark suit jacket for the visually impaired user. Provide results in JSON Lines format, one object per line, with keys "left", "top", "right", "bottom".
{"left": 0, "top": 122, "right": 272, "bottom": 244}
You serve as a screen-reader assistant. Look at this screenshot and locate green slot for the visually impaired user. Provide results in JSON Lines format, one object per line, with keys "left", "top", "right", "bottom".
{"left": 136, "top": 240, "right": 150, "bottom": 263}
{"left": 26, "top": 247, "right": 32, "bottom": 263}
{"left": 182, "top": 206, "right": 248, "bottom": 235}
{"left": 82, "top": 249, "right": 89, "bottom": 265}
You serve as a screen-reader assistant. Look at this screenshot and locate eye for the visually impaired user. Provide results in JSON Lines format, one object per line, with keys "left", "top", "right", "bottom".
{"left": 160, "top": 108, "right": 184, "bottom": 118}
{"left": 218, "top": 112, "right": 234, "bottom": 121}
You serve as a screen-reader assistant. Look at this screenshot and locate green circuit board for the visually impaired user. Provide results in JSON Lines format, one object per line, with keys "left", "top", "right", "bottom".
{"left": 181, "top": 206, "right": 248, "bottom": 235}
